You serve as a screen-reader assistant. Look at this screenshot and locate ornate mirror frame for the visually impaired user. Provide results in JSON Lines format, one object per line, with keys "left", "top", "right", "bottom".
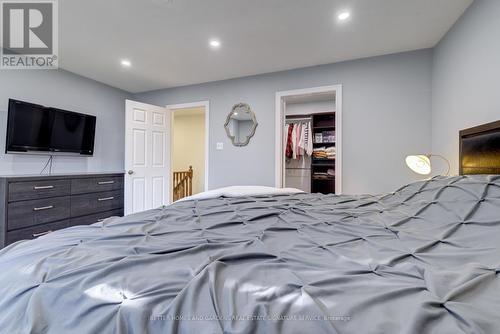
{"left": 224, "top": 103, "right": 258, "bottom": 147}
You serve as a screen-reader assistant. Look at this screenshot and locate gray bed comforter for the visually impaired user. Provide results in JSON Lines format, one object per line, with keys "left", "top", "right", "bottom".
{"left": 0, "top": 175, "right": 499, "bottom": 334}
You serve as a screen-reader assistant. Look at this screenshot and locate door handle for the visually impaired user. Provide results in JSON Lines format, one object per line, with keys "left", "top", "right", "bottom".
{"left": 128, "top": 170, "right": 134, "bottom": 175}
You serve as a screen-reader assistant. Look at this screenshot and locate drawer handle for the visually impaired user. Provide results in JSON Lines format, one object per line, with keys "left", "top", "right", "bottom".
{"left": 34, "top": 185, "right": 54, "bottom": 190}
{"left": 98, "top": 197, "right": 114, "bottom": 201}
{"left": 33, "top": 230, "right": 53, "bottom": 238}
{"left": 33, "top": 205, "right": 54, "bottom": 211}
{"left": 98, "top": 181, "right": 115, "bottom": 185}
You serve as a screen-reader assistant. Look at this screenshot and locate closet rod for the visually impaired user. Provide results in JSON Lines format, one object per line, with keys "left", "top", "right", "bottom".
{"left": 286, "top": 113, "right": 313, "bottom": 118}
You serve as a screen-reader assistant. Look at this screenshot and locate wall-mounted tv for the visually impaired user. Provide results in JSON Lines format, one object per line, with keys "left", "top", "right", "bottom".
{"left": 5, "top": 99, "right": 96, "bottom": 156}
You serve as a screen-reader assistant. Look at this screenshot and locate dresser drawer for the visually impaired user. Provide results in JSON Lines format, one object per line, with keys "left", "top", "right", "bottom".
{"left": 71, "top": 190, "right": 123, "bottom": 217}
{"left": 71, "top": 176, "right": 123, "bottom": 195}
{"left": 9, "top": 179, "right": 71, "bottom": 202}
{"left": 70, "top": 209, "right": 124, "bottom": 227}
{"left": 8, "top": 196, "right": 71, "bottom": 231}
{"left": 6, "top": 219, "right": 70, "bottom": 245}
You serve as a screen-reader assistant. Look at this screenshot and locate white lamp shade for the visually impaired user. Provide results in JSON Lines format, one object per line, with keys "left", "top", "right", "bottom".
{"left": 406, "top": 155, "right": 431, "bottom": 175}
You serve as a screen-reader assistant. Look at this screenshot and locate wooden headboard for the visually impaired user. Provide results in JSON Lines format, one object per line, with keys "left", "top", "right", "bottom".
{"left": 459, "top": 120, "right": 500, "bottom": 175}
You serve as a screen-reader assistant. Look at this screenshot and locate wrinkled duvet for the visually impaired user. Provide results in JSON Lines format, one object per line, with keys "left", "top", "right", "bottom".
{"left": 0, "top": 175, "right": 499, "bottom": 334}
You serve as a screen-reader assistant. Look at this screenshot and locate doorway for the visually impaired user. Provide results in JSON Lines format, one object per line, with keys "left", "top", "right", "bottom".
{"left": 124, "top": 100, "right": 209, "bottom": 215}
{"left": 167, "top": 101, "right": 209, "bottom": 202}
{"left": 275, "top": 85, "right": 342, "bottom": 194}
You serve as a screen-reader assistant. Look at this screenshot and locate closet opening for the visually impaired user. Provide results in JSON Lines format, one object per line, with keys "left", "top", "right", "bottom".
{"left": 275, "top": 85, "right": 342, "bottom": 194}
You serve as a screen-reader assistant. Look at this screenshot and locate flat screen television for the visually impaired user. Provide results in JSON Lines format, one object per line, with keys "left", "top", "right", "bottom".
{"left": 5, "top": 99, "right": 96, "bottom": 155}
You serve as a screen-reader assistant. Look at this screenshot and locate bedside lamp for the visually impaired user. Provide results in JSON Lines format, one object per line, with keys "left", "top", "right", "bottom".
{"left": 405, "top": 154, "right": 450, "bottom": 176}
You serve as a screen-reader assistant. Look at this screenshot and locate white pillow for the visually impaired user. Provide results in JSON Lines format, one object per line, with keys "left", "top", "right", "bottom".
{"left": 177, "top": 186, "right": 303, "bottom": 202}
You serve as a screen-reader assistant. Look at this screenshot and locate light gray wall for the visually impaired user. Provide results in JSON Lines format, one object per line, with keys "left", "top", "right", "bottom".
{"left": 0, "top": 69, "right": 130, "bottom": 175}
{"left": 432, "top": 0, "right": 500, "bottom": 174}
{"left": 135, "top": 49, "right": 433, "bottom": 194}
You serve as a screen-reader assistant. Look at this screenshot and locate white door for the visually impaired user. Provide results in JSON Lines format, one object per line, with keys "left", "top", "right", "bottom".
{"left": 125, "top": 100, "right": 171, "bottom": 214}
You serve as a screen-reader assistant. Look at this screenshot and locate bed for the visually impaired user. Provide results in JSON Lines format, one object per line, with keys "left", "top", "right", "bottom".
{"left": 0, "top": 121, "right": 499, "bottom": 334}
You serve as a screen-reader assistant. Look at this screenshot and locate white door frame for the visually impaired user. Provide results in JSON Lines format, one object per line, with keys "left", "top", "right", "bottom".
{"left": 166, "top": 100, "right": 210, "bottom": 198}
{"left": 275, "top": 85, "right": 343, "bottom": 194}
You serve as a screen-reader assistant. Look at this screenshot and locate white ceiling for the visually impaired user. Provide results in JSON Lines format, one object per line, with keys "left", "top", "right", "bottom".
{"left": 60, "top": 0, "right": 472, "bottom": 93}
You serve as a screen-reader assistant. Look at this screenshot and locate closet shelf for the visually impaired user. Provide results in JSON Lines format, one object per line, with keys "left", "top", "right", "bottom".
{"left": 312, "top": 176, "right": 335, "bottom": 181}
{"left": 312, "top": 158, "right": 335, "bottom": 161}
{"left": 313, "top": 125, "right": 335, "bottom": 130}
{"left": 312, "top": 163, "right": 335, "bottom": 167}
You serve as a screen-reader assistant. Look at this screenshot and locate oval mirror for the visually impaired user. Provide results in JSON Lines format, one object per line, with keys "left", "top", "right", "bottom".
{"left": 224, "top": 103, "right": 258, "bottom": 147}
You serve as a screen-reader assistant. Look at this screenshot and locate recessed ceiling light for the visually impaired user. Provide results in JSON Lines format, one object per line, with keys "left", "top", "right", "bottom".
{"left": 209, "top": 39, "right": 221, "bottom": 49}
{"left": 337, "top": 11, "right": 350, "bottom": 21}
{"left": 121, "top": 59, "right": 131, "bottom": 67}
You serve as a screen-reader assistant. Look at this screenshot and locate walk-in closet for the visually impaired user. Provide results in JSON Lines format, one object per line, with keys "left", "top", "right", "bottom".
{"left": 278, "top": 87, "right": 340, "bottom": 194}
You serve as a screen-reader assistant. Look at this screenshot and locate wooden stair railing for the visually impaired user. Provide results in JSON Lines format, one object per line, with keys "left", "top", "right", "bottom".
{"left": 173, "top": 166, "right": 193, "bottom": 201}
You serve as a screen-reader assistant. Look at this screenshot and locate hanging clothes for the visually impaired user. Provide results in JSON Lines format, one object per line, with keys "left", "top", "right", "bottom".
{"left": 306, "top": 121, "right": 313, "bottom": 156}
{"left": 298, "top": 122, "right": 306, "bottom": 156}
{"left": 285, "top": 123, "right": 294, "bottom": 159}
{"left": 295, "top": 123, "right": 302, "bottom": 158}
{"left": 303, "top": 122, "right": 309, "bottom": 150}
{"left": 285, "top": 119, "right": 314, "bottom": 160}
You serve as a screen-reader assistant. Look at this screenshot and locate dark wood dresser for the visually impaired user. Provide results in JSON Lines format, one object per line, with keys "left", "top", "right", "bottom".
{"left": 0, "top": 173, "right": 124, "bottom": 248}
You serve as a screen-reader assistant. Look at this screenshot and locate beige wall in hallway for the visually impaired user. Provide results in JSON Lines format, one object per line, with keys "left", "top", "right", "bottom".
{"left": 172, "top": 108, "right": 205, "bottom": 195}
